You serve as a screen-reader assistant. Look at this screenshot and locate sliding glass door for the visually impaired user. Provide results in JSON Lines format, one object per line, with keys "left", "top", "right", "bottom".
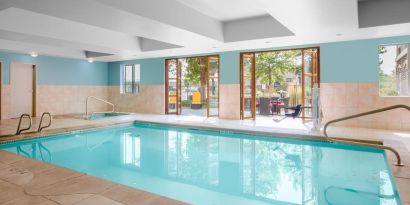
{"left": 240, "top": 48, "right": 320, "bottom": 119}
{"left": 166, "top": 56, "right": 219, "bottom": 117}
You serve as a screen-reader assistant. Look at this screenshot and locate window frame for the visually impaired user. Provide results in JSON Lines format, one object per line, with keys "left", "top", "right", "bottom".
{"left": 379, "top": 43, "right": 410, "bottom": 97}
{"left": 121, "top": 64, "right": 140, "bottom": 94}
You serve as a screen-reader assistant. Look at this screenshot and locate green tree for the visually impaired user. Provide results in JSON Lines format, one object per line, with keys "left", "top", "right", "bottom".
{"left": 184, "top": 57, "right": 207, "bottom": 86}
{"left": 182, "top": 57, "right": 208, "bottom": 103}
{"left": 255, "top": 50, "right": 301, "bottom": 93}
{"left": 379, "top": 69, "right": 398, "bottom": 96}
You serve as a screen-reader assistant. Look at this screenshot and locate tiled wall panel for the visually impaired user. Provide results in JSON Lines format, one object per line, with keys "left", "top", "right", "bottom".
{"left": 108, "top": 85, "right": 165, "bottom": 115}
{"left": 321, "top": 83, "right": 410, "bottom": 131}
{"left": 219, "top": 84, "right": 240, "bottom": 120}
{"left": 1, "top": 85, "right": 109, "bottom": 119}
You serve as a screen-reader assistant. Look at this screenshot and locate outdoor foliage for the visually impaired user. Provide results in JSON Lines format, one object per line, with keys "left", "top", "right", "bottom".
{"left": 184, "top": 57, "right": 207, "bottom": 86}
{"left": 255, "top": 50, "right": 302, "bottom": 89}
{"left": 379, "top": 46, "right": 399, "bottom": 96}
{"left": 289, "top": 87, "right": 302, "bottom": 106}
{"left": 379, "top": 69, "right": 398, "bottom": 96}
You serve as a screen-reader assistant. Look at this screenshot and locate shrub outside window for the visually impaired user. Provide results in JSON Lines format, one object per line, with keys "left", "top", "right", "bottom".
{"left": 379, "top": 44, "right": 410, "bottom": 97}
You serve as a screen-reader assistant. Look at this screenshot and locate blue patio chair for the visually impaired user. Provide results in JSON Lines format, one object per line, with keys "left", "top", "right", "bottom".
{"left": 273, "top": 104, "right": 302, "bottom": 122}
{"left": 284, "top": 104, "right": 302, "bottom": 119}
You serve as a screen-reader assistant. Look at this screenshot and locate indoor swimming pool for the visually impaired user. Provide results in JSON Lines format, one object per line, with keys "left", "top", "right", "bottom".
{"left": 0, "top": 123, "right": 402, "bottom": 205}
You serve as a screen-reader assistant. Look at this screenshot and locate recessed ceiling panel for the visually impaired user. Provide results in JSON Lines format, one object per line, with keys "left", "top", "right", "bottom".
{"left": 175, "top": 0, "right": 267, "bottom": 21}
{"left": 85, "top": 51, "right": 114, "bottom": 58}
{"left": 223, "top": 15, "right": 294, "bottom": 42}
{"left": 359, "top": 0, "right": 410, "bottom": 28}
{"left": 139, "top": 37, "right": 183, "bottom": 52}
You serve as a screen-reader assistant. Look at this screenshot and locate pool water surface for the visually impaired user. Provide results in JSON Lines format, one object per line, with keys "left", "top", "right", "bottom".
{"left": 0, "top": 123, "right": 402, "bottom": 205}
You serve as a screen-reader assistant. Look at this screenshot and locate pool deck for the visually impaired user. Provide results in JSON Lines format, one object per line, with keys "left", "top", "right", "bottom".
{"left": 0, "top": 113, "right": 409, "bottom": 204}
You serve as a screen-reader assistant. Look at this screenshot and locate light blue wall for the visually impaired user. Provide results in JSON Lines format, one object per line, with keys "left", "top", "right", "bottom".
{"left": 0, "top": 51, "right": 108, "bottom": 85}
{"left": 320, "top": 35, "right": 410, "bottom": 83}
{"left": 108, "top": 52, "right": 241, "bottom": 85}
{"left": 3, "top": 35, "right": 409, "bottom": 87}
{"left": 220, "top": 51, "right": 240, "bottom": 84}
{"left": 108, "top": 35, "right": 410, "bottom": 85}
{"left": 108, "top": 57, "right": 165, "bottom": 85}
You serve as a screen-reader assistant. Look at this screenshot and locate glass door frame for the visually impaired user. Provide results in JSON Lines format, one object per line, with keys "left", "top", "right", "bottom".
{"left": 207, "top": 56, "right": 220, "bottom": 117}
{"left": 239, "top": 47, "right": 320, "bottom": 120}
{"left": 301, "top": 48, "right": 320, "bottom": 118}
{"left": 240, "top": 52, "right": 256, "bottom": 119}
{"left": 165, "top": 55, "right": 220, "bottom": 117}
{"left": 165, "top": 59, "right": 179, "bottom": 115}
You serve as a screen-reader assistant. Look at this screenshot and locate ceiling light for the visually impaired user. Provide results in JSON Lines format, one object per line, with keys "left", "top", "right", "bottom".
{"left": 30, "top": 51, "right": 38, "bottom": 57}
{"left": 88, "top": 58, "right": 94, "bottom": 63}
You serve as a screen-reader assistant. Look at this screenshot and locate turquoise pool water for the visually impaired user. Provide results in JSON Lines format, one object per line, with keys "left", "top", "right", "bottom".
{"left": 0, "top": 123, "right": 402, "bottom": 205}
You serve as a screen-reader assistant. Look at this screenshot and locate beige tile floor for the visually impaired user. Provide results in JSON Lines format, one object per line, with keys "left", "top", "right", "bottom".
{"left": 0, "top": 150, "right": 186, "bottom": 205}
{"left": 0, "top": 113, "right": 409, "bottom": 204}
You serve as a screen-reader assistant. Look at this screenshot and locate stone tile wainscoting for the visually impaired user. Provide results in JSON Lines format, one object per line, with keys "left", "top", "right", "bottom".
{"left": 219, "top": 84, "right": 240, "bottom": 120}
{"left": 321, "top": 83, "right": 410, "bottom": 131}
{"left": 1, "top": 85, "right": 109, "bottom": 119}
{"left": 108, "top": 85, "right": 165, "bottom": 115}
{"left": 0, "top": 85, "right": 10, "bottom": 119}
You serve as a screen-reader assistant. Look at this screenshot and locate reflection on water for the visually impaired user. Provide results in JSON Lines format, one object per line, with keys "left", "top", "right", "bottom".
{"left": 0, "top": 124, "right": 401, "bottom": 205}
{"left": 16, "top": 142, "right": 52, "bottom": 162}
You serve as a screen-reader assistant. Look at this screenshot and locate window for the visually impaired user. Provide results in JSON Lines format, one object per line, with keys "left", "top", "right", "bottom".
{"left": 379, "top": 44, "right": 410, "bottom": 96}
{"left": 121, "top": 64, "right": 140, "bottom": 94}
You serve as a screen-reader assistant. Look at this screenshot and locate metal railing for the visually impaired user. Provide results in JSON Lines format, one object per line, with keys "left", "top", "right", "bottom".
{"left": 85, "top": 96, "right": 115, "bottom": 119}
{"left": 16, "top": 114, "right": 32, "bottom": 135}
{"left": 324, "top": 104, "right": 410, "bottom": 166}
{"left": 38, "top": 112, "right": 52, "bottom": 132}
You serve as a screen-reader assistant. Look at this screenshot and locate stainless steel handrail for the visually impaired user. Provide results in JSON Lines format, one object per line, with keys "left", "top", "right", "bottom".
{"left": 85, "top": 96, "right": 115, "bottom": 119}
{"left": 324, "top": 104, "right": 410, "bottom": 166}
{"left": 16, "top": 114, "right": 32, "bottom": 135}
{"left": 38, "top": 112, "right": 52, "bottom": 132}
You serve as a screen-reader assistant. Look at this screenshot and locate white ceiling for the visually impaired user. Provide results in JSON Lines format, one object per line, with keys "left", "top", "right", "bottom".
{"left": 0, "top": 0, "right": 409, "bottom": 62}
{"left": 175, "top": 0, "right": 267, "bottom": 21}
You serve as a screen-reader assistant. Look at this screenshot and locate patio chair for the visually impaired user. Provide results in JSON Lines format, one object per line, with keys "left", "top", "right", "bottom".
{"left": 191, "top": 91, "right": 202, "bottom": 109}
{"left": 270, "top": 97, "right": 282, "bottom": 115}
{"left": 284, "top": 104, "right": 302, "bottom": 118}
{"left": 273, "top": 104, "right": 302, "bottom": 122}
{"left": 281, "top": 97, "right": 290, "bottom": 107}
{"left": 258, "top": 97, "right": 271, "bottom": 115}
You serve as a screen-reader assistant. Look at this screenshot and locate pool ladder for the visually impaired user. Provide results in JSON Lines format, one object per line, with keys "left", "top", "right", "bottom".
{"left": 323, "top": 104, "right": 410, "bottom": 166}
{"left": 85, "top": 96, "right": 115, "bottom": 120}
{"left": 16, "top": 112, "right": 52, "bottom": 135}
{"left": 16, "top": 114, "right": 32, "bottom": 135}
